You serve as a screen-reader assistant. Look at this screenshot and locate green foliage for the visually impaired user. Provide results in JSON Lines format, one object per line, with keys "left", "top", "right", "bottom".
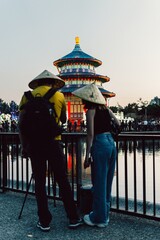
{"left": 0, "top": 99, "right": 18, "bottom": 114}
{"left": 111, "top": 98, "right": 160, "bottom": 120}
{"left": 123, "top": 103, "right": 138, "bottom": 115}
{"left": 110, "top": 106, "right": 119, "bottom": 112}
{"left": 0, "top": 97, "right": 160, "bottom": 120}
{"left": 147, "top": 104, "right": 160, "bottom": 118}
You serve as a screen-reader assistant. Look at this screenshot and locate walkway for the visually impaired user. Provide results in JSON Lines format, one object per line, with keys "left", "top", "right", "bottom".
{"left": 0, "top": 192, "right": 160, "bottom": 240}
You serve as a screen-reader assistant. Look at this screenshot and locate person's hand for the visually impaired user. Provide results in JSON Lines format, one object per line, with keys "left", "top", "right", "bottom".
{"left": 84, "top": 157, "right": 91, "bottom": 169}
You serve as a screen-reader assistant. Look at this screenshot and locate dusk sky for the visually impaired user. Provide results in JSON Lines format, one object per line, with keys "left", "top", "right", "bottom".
{"left": 0, "top": 0, "right": 160, "bottom": 107}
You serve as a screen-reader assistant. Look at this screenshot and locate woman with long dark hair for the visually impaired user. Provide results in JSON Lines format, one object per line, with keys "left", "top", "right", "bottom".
{"left": 73, "top": 83, "right": 120, "bottom": 228}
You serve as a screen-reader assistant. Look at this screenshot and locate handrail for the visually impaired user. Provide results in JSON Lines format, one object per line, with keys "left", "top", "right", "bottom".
{"left": 0, "top": 132, "right": 160, "bottom": 221}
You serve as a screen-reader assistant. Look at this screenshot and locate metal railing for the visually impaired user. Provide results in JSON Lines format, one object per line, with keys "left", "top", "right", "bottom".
{"left": 112, "top": 133, "right": 160, "bottom": 221}
{"left": 0, "top": 132, "right": 160, "bottom": 221}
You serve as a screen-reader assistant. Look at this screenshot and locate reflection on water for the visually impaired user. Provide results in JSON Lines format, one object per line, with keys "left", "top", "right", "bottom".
{"left": 81, "top": 140, "right": 160, "bottom": 204}
{"left": 8, "top": 139, "right": 160, "bottom": 204}
{"left": 118, "top": 140, "right": 160, "bottom": 154}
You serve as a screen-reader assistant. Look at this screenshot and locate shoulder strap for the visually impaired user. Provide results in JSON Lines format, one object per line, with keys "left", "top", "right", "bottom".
{"left": 19, "top": 91, "right": 34, "bottom": 110}
{"left": 24, "top": 91, "right": 34, "bottom": 101}
{"left": 24, "top": 88, "right": 57, "bottom": 101}
{"left": 44, "top": 88, "right": 59, "bottom": 121}
{"left": 43, "top": 88, "right": 57, "bottom": 100}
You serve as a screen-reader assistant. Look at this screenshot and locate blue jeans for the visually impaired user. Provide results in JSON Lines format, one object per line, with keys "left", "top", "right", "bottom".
{"left": 90, "top": 133, "right": 116, "bottom": 224}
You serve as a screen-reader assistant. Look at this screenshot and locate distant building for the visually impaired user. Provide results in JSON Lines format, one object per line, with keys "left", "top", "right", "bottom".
{"left": 53, "top": 37, "right": 115, "bottom": 124}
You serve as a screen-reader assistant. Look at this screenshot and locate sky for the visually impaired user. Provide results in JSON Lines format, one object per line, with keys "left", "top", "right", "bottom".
{"left": 0, "top": 0, "right": 160, "bottom": 107}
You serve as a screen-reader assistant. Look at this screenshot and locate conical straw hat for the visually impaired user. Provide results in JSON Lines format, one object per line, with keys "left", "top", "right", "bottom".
{"left": 28, "top": 70, "right": 65, "bottom": 89}
{"left": 72, "top": 83, "right": 106, "bottom": 105}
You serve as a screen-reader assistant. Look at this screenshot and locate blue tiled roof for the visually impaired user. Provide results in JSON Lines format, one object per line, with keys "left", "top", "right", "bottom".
{"left": 54, "top": 44, "right": 102, "bottom": 67}
{"left": 62, "top": 44, "right": 94, "bottom": 59}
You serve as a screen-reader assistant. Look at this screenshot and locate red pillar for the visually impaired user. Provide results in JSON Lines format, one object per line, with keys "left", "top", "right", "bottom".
{"left": 68, "top": 101, "right": 71, "bottom": 119}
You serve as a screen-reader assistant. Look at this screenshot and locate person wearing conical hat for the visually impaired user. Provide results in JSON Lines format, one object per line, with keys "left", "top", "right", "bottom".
{"left": 19, "top": 70, "right": 66, "bottom": 143}
{"left": 72, "top": 83, "right": 106, "bottom": 105}
{"left": 28, "top": 70, "right": 65, "bottom": 90}
{"left": 72, "top": 83, "right": 121, "bottom": 228}
{"left": 19, "top": 70, "right": 83, "bottom": 231}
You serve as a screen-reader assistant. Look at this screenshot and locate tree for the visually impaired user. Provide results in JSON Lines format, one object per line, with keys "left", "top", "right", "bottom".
{"left": 0, "top": 99, "right": 10, "bottom": 114}
{"left": 0, "top": 99, "right": 18, "bottom": 114}
{"left": 147, "top": 104, "right": 160, "bottom": 119}
{"left": 124, "top": 103, "right": 138, "bottom": 115}
{"left": 9, "top": 101, "right": 18, "bottom": 113}
{"left": 110, "top": 106, "right": 119, "bottom": 113}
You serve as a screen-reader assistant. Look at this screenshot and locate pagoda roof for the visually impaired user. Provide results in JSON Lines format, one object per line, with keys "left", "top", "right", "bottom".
{"left": 53, "top": 37, "right": 102, "bottom": 67}
{"left": 59, "top": 72, "right": 110, "bottom": 83}
{"left": 60, "top": 84, "right": 115, "bottom": 97}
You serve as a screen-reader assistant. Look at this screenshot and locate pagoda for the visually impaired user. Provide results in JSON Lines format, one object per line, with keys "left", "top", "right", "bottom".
{"left": 53, "top": 37, "right": 115, "bottom": 125}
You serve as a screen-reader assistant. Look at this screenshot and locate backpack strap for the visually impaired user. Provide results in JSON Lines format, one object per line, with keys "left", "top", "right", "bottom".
{"left": 19, "top": 91, "right": 34, "bottom": 110}
{"left": 24, "top": 88, "right": 57, "bottom": 101}
{"left": 43, "top": 88, "right": 59, "bottom": 118}
{"left": 44, "top": 88, "right": 59, "bottom": 122}
{"left": 20, "top": 89, "right": 57, "bottom": 111}
{"left": 43, "top": 88, "right": 57, "bottom": 101}
{"left": 24, "top": 91, "right": 34, "bottom": 101}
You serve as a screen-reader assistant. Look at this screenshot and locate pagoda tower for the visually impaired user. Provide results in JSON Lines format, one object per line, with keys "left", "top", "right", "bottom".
{"left": 53, "top": 37, "right": 115, "bottom": 125}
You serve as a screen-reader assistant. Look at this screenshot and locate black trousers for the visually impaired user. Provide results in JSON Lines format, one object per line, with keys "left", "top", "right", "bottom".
{"left": 30, "top": 141, "right": 79, "bottom": 225}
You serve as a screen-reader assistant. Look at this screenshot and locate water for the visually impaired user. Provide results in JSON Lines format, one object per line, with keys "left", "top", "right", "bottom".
{"left": 7, "top": 140, "right": 160, "bottom": 204}
{"left": 81, "top": 140, "right": 160, "bottom": 204}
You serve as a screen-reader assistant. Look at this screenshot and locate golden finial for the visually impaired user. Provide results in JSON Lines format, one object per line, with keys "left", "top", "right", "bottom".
{"left": 75, "top": 36, "right": 80, "bottom": 44}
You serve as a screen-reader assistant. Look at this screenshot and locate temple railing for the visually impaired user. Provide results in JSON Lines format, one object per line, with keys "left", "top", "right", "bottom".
{"left": 0, "top": 132, "right": 160, "bottom": 221}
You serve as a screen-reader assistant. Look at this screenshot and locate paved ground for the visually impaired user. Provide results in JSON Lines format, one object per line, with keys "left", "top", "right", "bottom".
{"left": 0, "top": 191, "right": 160, "bottom": 240}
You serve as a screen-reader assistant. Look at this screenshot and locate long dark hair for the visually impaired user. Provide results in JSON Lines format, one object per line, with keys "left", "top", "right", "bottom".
{"left": 82, "top": 99, "right": 107, "bottom": 110}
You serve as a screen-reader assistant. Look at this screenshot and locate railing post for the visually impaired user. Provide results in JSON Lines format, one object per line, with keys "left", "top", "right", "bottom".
{"left": 0, "top": 132, "right": 160, "bottom": 221}
{"left": 2, "top": 135, "right": 8, "bottom": 192}
{"left": 76, "top": 135, "right": 83, "bottom": 206}
{"left": 124, "top": 140, "right": 128, "bottom": 210}
{"left": 142, "top": 139, "right": 146, "bottom": 214}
